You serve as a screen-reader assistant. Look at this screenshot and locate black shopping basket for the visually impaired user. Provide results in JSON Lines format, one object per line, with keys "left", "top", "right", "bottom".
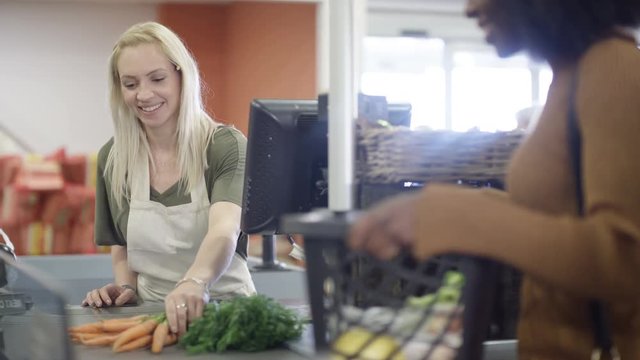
{"left": 282, "top": 210, "right": 499, "bottom": 360}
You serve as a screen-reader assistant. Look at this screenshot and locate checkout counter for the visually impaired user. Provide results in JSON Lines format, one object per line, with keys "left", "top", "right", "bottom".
{"left": 0, "top": 262, "right": 516, "bottom": 359}
{"left": 67, "top": 304, "right": 312, "bottom": 360}
{"left": 0, "top": 231, "right": 516, "bottom": 359}
{"left": 66, "top": 304, "right": 515, "bottom": 360}
{"left": 68, "top": 305, "right": 516, "bottom": 360}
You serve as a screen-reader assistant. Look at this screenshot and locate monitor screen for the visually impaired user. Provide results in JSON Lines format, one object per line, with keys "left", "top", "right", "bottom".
{"left": 387, "top": 103, "right": 412, "bottom": 127}
{"left": 240, "top": 98, "right": 412, "bottom": 235}
{"left": 241, "top": 99, "right": 327, "bottom": 235}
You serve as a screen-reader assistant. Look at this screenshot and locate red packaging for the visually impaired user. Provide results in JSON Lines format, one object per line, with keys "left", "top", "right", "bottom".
{"left": 42, "top": 223, "right": 71, "bottom": 255}
{"left": 45, "top": 147, "right": 66, "bottom": 163}
{"left": 69, "top": 222, "right": 96, "bottom": 254}
{"left": 1, "top": 185, "right": 41, "bottom": 225}
{"left": 0, "top": 155, "right": 21, "bottom": 188}
{"left": 61, "top": 155, "right": 87, "bottom": 185}
{"left": 0, "top": 220, "right": 24, "bottom": 256}
{"left": 40, "top": 191, "right": 73, "bottom": 229}
{"left": 14, "top": 160, "right": 64, "bottom": 192}
{"left": 68, "top": 186, "right": 96, "bottom": 224}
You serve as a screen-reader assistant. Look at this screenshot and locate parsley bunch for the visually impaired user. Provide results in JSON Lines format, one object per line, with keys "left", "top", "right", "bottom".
{"left": 179, "top": 294, "right": 305, "bottom": 354}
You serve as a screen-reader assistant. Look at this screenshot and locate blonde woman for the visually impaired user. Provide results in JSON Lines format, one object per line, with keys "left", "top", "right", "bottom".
{"left": 82, "top": 22, "right": 256, "bottom": 336}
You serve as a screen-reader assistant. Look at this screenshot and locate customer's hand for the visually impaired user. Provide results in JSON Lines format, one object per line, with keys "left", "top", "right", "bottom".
{"left": 164, "top": 281, "right": 209, "bottom": 337}
{"left": 81, "top": 283, "right": 137, "bottom": 307}
{"left": 348, "top": 192, "right": 420, "bottom": 260}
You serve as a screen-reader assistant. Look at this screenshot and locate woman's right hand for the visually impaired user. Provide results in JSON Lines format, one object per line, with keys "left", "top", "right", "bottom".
{"left": 81, "top": 283, "right": 137, "bottom": 307}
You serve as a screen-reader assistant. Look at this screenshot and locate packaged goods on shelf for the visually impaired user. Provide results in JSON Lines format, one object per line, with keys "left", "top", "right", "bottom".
{"left": 0, "top": 149, "right": 99, "bottom": 256}
{"left": 15, "top": 158, "right": 65, "bottom": 191}
{"left": 1, "top": 185, "right": 41, "bottom": 225}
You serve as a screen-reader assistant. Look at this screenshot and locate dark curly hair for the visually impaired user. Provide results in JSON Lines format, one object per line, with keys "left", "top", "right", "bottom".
{"left": 506, "top": 0, "right": 640, "bottom": 61}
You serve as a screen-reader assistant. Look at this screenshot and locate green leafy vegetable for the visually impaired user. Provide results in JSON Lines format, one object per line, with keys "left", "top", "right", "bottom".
{"left": 179, "top": 295, "right": 305, "bottom": 354}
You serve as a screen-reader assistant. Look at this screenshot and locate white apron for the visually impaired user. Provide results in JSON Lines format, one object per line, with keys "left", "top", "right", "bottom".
{"left": 126, "top": 153, "right": 256, "bottom": 303}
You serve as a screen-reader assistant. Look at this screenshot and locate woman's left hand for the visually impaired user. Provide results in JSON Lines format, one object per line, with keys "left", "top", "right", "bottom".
{"left": 348, "top": 192, "right": 421, "bottom": 260}
{"left": 164, "top": 281, "right": 210, "bottom": 336}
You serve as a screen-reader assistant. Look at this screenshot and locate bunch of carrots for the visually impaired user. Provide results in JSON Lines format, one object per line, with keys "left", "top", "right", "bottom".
{"left": 68, "top": 313, "right": 178, "bottom": 353}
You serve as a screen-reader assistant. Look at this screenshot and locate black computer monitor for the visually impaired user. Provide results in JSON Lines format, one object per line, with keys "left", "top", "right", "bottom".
{"left": 240, "top": 98, "right": 412, "bottom": 269}
{"left": 241, "top": 99, "right": 328, "bottom": 235}
{"left": 240, "top": 98, "right": 412, "bottom": 237}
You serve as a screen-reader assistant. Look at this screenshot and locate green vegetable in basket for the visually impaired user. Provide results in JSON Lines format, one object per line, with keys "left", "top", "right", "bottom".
{"left": 436, "top": 286, "right": 461, "bottom": 304}
{"left": 437, "top": 271, "right": 465, "bottom": 303}
{"left": 406, "top": 294, "right": 436, "bottom": 308}
{"left": 443, "top": 271, "right": 465, "bottom": 288}
{"left": 406, "top": 271, "right": 465, "bottom": 308}
{"left": 179, "top": 295, "right": 305, "bottom": 354}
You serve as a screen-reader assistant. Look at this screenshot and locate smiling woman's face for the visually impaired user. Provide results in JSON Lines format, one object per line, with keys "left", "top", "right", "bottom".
{"left": 465, "top": 0, "right": 526, "bottom": 58}
{"left": 117, "top": 43, "right": 182, "bottom": 132}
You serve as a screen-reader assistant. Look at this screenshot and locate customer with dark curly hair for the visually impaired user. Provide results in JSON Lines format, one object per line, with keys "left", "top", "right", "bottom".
{"left": 349, "top": 0, "right": 640, "bottom": 358}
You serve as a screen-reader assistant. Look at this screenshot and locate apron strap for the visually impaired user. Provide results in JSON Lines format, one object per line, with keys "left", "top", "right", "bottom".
{"left": 235, "top": 232, "right": 248, "bottom": 260}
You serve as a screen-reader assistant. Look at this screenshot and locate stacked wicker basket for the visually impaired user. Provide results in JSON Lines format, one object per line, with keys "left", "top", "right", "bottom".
{"left": 358, "top": 127, "right": 525, "bottom": 186}
{"left": 356, "top": 126, "right": 526, "bottom": 340}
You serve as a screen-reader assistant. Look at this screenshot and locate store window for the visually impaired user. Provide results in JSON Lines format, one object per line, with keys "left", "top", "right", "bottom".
{"left": 451, "top": 49, "right": 532, "bottom": 132}
{"left": 361, "top": 36, "right": 552, "bottom": 132}
{"left": 361, "top": 37, "right": 446, "bottom": 130}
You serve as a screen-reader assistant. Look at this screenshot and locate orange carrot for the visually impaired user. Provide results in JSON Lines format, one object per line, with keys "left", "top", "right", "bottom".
{"left": 82, "top": 334, "right": 120, "bottom": 346}
{"left": 102, "top": 319, "right": 143, "bottom": 333}
{"left": 112, "top": 318, "right": 159, "bottom": 352}
{"left": 72, "top": 332, "right": 108, "bottom": 342}
{"left": 113, "top": 334, "right": 152, "bottom": 353}
{"left": 163, "top": 333, "right": 178, "bottom": 347}
{"left": 69, "top": 322, "right": 103, "bottom": 334}
{"left": 151, "top": 321, "right": 169, "bottom": 353}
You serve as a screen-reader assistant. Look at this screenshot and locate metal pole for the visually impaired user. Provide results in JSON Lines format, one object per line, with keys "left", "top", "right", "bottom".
{"left": 327, "top": 0, "right": 366, "bottom": 212}
{"left": 316, "top": 0, "right": 330, "bottom": 94}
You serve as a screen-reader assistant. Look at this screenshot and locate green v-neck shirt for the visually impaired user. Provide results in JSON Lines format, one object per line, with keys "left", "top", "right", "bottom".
{"left": 94, "top": 126, "right": 246, "bottom": 246}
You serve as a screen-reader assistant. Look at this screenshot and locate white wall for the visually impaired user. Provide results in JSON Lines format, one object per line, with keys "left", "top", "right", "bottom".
{"left": 0, "top": 1, "right": 487, "bottom": 155}
{"left": 368, "top": 10, "right": 483, "bottom": 41}
{"left": 0, "top": 3, "right": 156, "bottom": 154}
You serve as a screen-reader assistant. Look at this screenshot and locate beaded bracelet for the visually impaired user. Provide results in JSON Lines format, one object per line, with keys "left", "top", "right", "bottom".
{"left": 175, "top": 277, "right": 208, "bottom": 291}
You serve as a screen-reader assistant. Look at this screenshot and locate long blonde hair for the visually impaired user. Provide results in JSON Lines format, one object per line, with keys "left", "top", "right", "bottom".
{"left": 106, "top": 22, "right": 217, "bottom": 208}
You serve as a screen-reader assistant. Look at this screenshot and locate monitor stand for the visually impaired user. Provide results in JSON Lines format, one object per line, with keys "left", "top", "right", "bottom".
{"left": 252, "top": 234, "right": 291, "bottom": 271}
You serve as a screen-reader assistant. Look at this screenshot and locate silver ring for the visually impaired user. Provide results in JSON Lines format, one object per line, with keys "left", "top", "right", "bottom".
{"left": 176, "top": 303, "right": 187, "bottom": 310}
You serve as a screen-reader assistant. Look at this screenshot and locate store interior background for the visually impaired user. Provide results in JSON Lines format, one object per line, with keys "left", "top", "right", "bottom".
{"left": 1, "top": 0, "right": 550, "bottom": 156}
{"left": 3, "top": 0, "right": 623, "bottom": 303}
